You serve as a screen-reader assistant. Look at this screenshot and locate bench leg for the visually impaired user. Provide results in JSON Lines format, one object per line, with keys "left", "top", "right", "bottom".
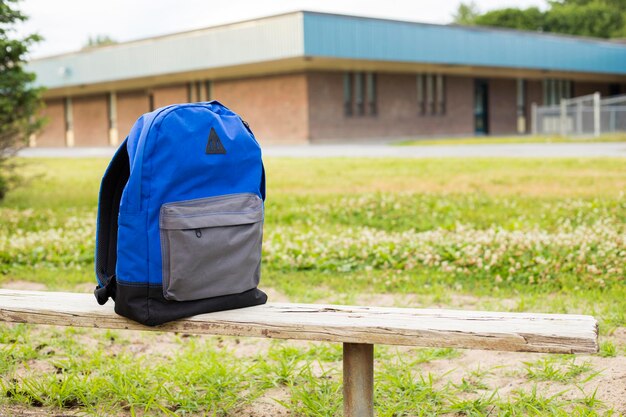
{"left": 343, "top": 343, "right": 374, "bottom": 417}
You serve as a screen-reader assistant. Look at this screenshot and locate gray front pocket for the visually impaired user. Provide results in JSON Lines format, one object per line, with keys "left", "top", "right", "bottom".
{"left": 159, "top": 193, "right": 263, "bottom": 301}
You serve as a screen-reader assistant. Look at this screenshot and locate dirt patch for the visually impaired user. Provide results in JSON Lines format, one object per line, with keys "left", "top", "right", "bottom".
{"left": 12, "top": 358, "right": 57, "bottom": 379}
{"left": 612, "top": 327, "right": 626, "bottom": 343}
{"left": 237, "top": 387, "right": 290, "bottom": 417}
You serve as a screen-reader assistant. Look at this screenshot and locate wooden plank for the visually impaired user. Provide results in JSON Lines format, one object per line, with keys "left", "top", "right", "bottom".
{"left": 0, "top": 289, "right": 598, "bottom": 353}
{"left": 343, "top": 343, "right": 374, "bottom": 417}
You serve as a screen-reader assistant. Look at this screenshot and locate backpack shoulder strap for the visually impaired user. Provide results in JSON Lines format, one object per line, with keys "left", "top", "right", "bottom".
{"left": 94, "top": 139, "right": 130, "bottom": 305}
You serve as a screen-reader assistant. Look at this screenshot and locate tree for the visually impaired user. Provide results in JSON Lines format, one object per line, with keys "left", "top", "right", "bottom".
{"left": 452, "top": 0, "right": 626, "bottom": 38}
{"left": 83, "top": 34, "right": 117, "bottom": 50}
{"left": 546, "top": 1, "right": 625, "bottom": 38}
{"left": 0, "top": 0, "right": 44, "bottom": 200}
{"left": 452, "top": 1, "right": 480, "bottom": 25}
{"left": 469, "top": 7, "right": 546, "bottom": 32}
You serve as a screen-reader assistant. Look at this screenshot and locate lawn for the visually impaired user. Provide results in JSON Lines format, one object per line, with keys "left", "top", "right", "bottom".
{"left": 0, "top": 157, "right": 624, "bottom": 416}
{"left": 395, "top": 133, "right": 626, "bottom": 146}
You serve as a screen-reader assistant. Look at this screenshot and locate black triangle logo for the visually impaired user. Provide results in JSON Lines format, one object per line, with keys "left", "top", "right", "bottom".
{"left": 205, "top": 128, "right": 226, "bottom": 154}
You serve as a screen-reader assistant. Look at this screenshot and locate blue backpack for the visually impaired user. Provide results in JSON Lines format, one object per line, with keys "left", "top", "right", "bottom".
{"left": 94, "top": 101, "right": 267, "bottom": 326}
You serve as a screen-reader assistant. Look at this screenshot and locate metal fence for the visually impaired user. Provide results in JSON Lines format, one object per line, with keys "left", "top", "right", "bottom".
{"left": 601, "top": 94, "right": 626, "bottom": 134}
{"left": 532, "top": 92, "right": 626, "bottom": 137}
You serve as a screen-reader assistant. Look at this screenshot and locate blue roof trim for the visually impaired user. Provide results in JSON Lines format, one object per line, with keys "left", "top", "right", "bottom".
{"left": 302, "top": 12, "right": 626, "bottom": 75}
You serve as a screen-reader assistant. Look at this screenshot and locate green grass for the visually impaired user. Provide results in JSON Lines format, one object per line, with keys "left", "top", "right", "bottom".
{"left": 454, "top": 366, "right": 491, "bottom": 393}
{"left": 599, "top": 341, "right": 618, "bottom": 358}
{"left": 522, "top": 357, "right": 598, "bottom": 383}
{"left": 396, "top": 132, "right": 626, "bottom": 146}
{"left": 0, "top": 156, "right": 624, "bottom": 416}
{"left": 1, "top": 330, "right": 260, "bottom": 415}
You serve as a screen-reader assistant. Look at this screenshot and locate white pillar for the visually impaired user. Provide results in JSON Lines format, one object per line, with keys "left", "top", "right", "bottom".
{"left": 64, "top": 97, "right": 74, "bottom": 147}
{"left": 593, "top": 92, "right": 601, "bottom": 138}
{"left": 559, "top": 99, "right": 567, "bottom": 137}
{"left": 108, "top": 92, "right": 119, "bottom": 146}
{"left": 188, "top": 82, "right": 197, "bottom": 102}
{"left": 531, "top": 103, "right": 538, "bottom": 136}
{"left": 28, "top": 116, "right": 36, "bottom": 147}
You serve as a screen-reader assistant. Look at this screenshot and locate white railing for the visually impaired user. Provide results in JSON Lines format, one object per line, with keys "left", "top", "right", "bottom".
{"left": 532, "top": 92, "right": 626, "bottom": 137}
{"left": 600, "top": 94, "right": 626, "bottom": 134}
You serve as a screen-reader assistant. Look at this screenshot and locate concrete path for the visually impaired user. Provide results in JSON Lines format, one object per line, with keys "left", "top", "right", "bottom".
{"left": 17, "top": 142, "right": 626, "bottom": 158}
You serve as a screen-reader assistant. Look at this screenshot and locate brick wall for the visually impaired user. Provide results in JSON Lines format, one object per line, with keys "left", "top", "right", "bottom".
{"left": 307, "top": 72, "right": 474, "bottom": 141}
{"left": 213, "top": 73, "right": 309, "bottom": 143}
{"left": 117, "top": 91, "right": 150, "bottom": 137}
{"left": 152, "top": 84, "right": 188, "bottom": 109}
{"left": 33, "top": 74, "right": 624, "bottom": 147}
{"left": 73, "top": 95, "right": 109, "bottom": 146}
{"left": 488, "top": 78, "right": 518, "bottom": 135}
{"left": 36, "top": 99, "right": 65, "bottom": 147}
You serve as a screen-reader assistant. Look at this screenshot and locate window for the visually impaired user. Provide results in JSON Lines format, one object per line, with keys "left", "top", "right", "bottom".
{"left": 366, "top": 73, "right": 377, "bottom": 115}
{"left": 436, "top": 74, "right": 445, "bottom": 115}
{"left": 543, "top": 79, "right": 572, "bottom": 106}
{"left": 416, "top": 74, "right": 425, "bottom": 114}
{"left": 417, "top": 73, "right": 446, "bottom": 115}
{"left": 343, "top": 73, "right": 353, "bottom": 116}
{"left": 354, "top": 72, "right": 365, "bottom": 116}
{"left": 426, "top": 74, "right": 434, "bottom": 114}
{"left": 344, "top": 72, "right": 377, "bottom": 117}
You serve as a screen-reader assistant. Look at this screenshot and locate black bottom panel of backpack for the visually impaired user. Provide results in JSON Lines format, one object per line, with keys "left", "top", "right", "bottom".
{"left": 114, "top": 283, "right": 268, "bottom": 326}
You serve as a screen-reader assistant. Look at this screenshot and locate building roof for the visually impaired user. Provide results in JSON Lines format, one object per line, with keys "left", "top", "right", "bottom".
{"left": 303, "top": 12, "right": 626, "bottom": 74}
{"left": 28, "top": 11, "right": 626, "bottom": 95}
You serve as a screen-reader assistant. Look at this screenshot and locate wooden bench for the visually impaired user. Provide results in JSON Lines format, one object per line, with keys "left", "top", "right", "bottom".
{"left": 0, "top": 289, "right": 598, "bottom": 416}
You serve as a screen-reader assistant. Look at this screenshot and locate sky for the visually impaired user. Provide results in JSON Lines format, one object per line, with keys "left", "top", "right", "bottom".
{"left": 16, "top": 0, "right": 547, "bottom": 58}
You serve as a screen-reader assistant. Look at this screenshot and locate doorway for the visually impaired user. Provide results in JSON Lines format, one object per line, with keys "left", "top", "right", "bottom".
{"left": 474, "top": 79, "right": 489, "bottom": 135}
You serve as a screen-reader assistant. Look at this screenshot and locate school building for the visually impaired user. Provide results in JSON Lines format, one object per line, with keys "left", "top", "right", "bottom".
{"left": 27, "top": 11, "right": 626, "bottom": 146}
